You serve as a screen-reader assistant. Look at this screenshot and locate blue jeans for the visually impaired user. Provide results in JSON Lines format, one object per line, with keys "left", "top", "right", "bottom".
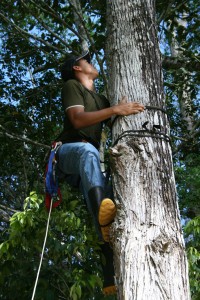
{"left": 56, "top": 142, "right": 105, "bottom": 236}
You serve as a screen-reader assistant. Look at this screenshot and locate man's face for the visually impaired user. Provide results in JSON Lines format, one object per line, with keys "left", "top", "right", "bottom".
{"left": 76, "top": 58, "right": 99, "bottom": 79}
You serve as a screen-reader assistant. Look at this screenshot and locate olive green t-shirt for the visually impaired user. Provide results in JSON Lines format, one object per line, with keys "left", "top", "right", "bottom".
{"left": 59, "top": 79, "right": 110, "bottom": 148}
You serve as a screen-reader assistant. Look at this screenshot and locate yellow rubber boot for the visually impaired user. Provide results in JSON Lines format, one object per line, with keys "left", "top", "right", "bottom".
{"left": 98, "top": 198, "right": 116, "bottom": 242}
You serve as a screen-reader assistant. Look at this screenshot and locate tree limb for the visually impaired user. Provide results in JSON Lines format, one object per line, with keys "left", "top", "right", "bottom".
{"left": 0, "top": 212, "right": 10, "bottom": 223}
{"left": 0, "top": 12, "right": 66, "bottom": 55}
{"left": 20, "top": 0, "right": 74, "bottom": 50}
{"left": 69, "top": 0, "right": 109, "bottom": 95}
{"left": 35, "top": 0, "right": 84, "bottom": 45}
{"left": 0, "top": 124, "right": 50, "bottom": 149}
{"left": 157, "top": 0, "right": 188, "bottom": 23}
{"left": 157, "top": 0, "right": 175, "bottom": 24}
{"left": 162, "top": 55, "right": 200, "bottom": 72}
{"left": 0, "top": 204, "right": 20, "bottom": 214}
{"left": 70, "top": 0, "right": 89, "bottom": 51}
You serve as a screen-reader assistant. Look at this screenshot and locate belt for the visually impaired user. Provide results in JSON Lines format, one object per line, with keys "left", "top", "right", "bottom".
{"left": 60, "top": 138, "right": 100, "bottom": 150}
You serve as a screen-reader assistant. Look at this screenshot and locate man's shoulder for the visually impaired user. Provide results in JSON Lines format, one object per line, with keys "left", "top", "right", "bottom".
{"left": 62, "top": 80, "right": 85, "bottom": 100}
{"left": 63, "top": 79, "right": 83, "bottom": 90}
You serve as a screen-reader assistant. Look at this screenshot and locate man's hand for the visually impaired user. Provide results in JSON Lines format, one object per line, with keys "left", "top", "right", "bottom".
{"left": 114, "top": 96, "right": 145, "bottom": 116}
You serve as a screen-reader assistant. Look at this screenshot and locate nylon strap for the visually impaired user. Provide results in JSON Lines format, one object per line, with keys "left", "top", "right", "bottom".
{"left": 111, "top": 105, "right": 170, "bottom": 145}
{"left": 45, "top": 141, "right": 62, "bottom": 209}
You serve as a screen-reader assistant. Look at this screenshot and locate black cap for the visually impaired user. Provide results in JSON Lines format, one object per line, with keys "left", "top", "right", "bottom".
{"left": 61, "top": 51, "right": 91, "bottom": 82}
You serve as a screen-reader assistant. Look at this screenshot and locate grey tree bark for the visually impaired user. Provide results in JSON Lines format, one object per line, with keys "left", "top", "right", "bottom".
{"left": 169, "top": 15, "right": 194, "bottom": 133}
{"left": 106, "top": 1, "right": 191, "bottom": 299}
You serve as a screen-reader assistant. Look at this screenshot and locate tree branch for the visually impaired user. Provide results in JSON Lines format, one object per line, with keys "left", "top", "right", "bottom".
{"left": 69, "top": 0, "right": 109, "bottom": 95}
{"left": 0, "top": 12, "right": 66, "bottom": 55}
{"left": 157, "top": 0, "right": 188, "bottom": 23}
{"left": 30, "top": 0, "right": 85, "bottom": 49}
{"left": 0, "top": 125, "right": 50, "bottom": 149}
{"left": 157, "top": 0, "right": 175, "bottom": 24}
{"left": 0, "top": 204, "right": 20, "bottom": 214}
{"left": 0, "top": 212, "right": 10, "bottom": 223}
{"left": 70, "top": 0, "right": 89, "bottom": 51}
{"left": 20, "top": 0, "right": 73, "bottom": 50}
{"left": 162, "top": 55, "right": 200, "bottom": 71}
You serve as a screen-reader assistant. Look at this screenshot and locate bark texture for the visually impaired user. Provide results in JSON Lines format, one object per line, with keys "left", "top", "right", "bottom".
{"left": 169, "top": 16, "right": 194, "bottom": 133}
{"left": 106, "top": 1, "right": 190, "bottom": 299}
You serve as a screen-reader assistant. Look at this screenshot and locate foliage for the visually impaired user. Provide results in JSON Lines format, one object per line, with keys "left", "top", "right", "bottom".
{"left": 0, "top": 190, "right": 107, "bottom": 300}
{"left": 184, "top": 216, "right": 200, "bottom": 300}
{"left": 175, "top": 154, "right": 200, "bottom": 218}
{"left": 0, "top": 0, "right": 199, "bottom": 298}
{"left": 157, "top": 7, "right": 200, "bottom": 295}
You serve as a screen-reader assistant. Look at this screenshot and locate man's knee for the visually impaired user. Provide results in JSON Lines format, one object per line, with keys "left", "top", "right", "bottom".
{"left": 81, "top": 142, "right": 99, "bottom": 158}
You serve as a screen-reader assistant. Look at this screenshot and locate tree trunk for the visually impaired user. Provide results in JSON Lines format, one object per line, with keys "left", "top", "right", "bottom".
{"left": 106, "top": 1, "right": 191, "bottom": 299}
{"left": 169, "top": 15, "right": 194, "bottom": 133}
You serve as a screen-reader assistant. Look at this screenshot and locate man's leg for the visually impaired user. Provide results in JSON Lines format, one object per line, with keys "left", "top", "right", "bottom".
{"left": 57, "top": 142, "right": 104, "bottom": 192}
{"left": 57, "top": 142, "right": 116, "bottom": 295}
{"left": 57, "top": 142, "right": 116, "bottom": 238}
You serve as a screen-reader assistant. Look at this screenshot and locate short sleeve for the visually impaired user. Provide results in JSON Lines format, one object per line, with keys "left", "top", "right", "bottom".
{"left": 61, "top": 80, "right": 84, "bottom": 110}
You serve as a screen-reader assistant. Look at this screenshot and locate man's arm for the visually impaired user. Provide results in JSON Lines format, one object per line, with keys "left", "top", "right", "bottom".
{"left": 67, "top": 101, "right": 145, "bottom": 129}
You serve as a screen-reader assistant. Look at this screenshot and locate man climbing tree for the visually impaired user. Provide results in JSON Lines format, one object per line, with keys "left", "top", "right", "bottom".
{"left": 56, "top": 51, "right": 144, "bottom": 295}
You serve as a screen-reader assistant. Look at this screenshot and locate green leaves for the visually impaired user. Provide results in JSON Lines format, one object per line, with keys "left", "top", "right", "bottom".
{"left": 184, "top": 216, "right": 200, "bottom": 299}
{"left": 0, "top": 241, "right": 9, "bottom": 258}
{"left": 24, "top": 191, "right": 43, "bottom": 210}
{"left": 70, "top": 283, "right": 82, "bottom": 300}
{"left": 0, "top": 190, "right": 103, "bottom": 299}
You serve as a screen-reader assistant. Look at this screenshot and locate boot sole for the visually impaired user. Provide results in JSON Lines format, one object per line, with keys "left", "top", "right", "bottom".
{"left": 103, "top": 285, "right": 117, "bottom": 295}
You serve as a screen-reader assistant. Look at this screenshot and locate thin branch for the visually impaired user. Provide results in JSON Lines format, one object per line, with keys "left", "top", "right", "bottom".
{"left": 190, "top": 119, "right": 200, "bottom": 138}
{"left": 68, "top": 0, "right": 108, "bottom": 95}
{"left": 0, "top": 212, "right": 10, "bottom": 222}
{"left": 1, "top": 181, "right": 16, "bottom": 201}
{"left": 172, "top": 128, "right": 200, "bottom": 155}
{"left": 0, "top": 204, "right": 20, "bottom": 213}
{"left": 157, "top": 0, "right": 175, "bottom": 24}
{"left": 171, "top": 119, "right": 200, "bottom": 142}
{"left": 69, "top": 0, "right": 93, "bottom": 47}
{"left": 0, "top": 125, "right": 50, "bottom": 149}
{"left": 162, "top": 55, "right": 200, "bottom": 72}
{"left": 30, "top": 0, "right": 84, "bottom": 48}
{"left": 52, "top": 269, "right": 70, "bottom": 292}
{"left": 50, "top": 283, "right": 67, "bottom": 298}
{"left": 0, "top": 12, "right": 66, "bottom": 55}
{"left": 172, "top": 135, "right": 189, "bottom": 142}
{"left": 28, "top": 66, "right": 36, "bottom": 86}
{"left": 20, "top": 0, "right": 72, "bottom": 50}
{"left": 157, "top": 0, "right": 188, "bottom": 24}
{"left": 172, "top": 139, "right": 199, "bottom": 155}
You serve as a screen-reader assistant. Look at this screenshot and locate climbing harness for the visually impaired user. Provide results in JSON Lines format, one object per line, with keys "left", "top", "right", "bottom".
{"left": 111, "top": 105, "right": 171, "bottom": 145}
{"left": 45, "top": 141, "right": 62, "bottom": 209}
{"left": 31, "top": 141, "right": 62, "bottom": 300}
